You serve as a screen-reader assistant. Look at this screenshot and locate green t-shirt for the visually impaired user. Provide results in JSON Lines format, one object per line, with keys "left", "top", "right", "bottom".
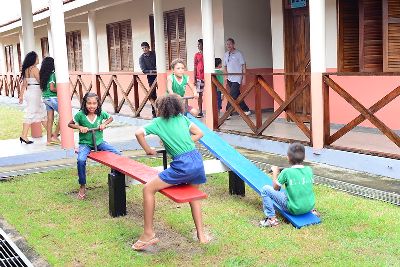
{"left": 73, "top": 110, "right": 110, "bottom": 147}
{"left": 277, "top": 166, "right": 315, "bottom": 215}
{"left": 42, "top": 72, "right": 57, "bottom": 98}
{"left": 169, "top": 74, "right": 188, "bottom": 97}
{"left": 143, "top": 114, "right": 195, "bottom": 157}
{"left": 214, "top": 69, "right": 224, "bottom": 90}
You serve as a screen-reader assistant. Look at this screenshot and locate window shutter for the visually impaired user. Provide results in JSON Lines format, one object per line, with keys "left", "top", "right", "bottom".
{"left": 149, "top": 15, "right": 155, "bottom": 52}
{"left": 120, "top": 20, "right": 133, "bottom": 71}
{"left": 17, "top": 43, "right": 22, "bottom": 72}
{"left": 73, "top": 32, "right": 83, "bottom": 71}
{"left": 164, "top": 14, "right": 170, "bottom": 69}
{"left": 5, "top": 45, "right": 14, "bottom": 73}
{"left": 107, "top": 24, "right": 121, "bottom": 71}
{"left": 66, "top": 32, "right": 75, "bottom": 71}
{"left": 338, "top": 0, "right": 359, "bottom": 72}
{"left": 177, "top": 11, "right": 186, "bottom": 64}
{"left": 383, "top": 0, "right": 400, "bottom": 71}
{"left": 359, "top": 0, "right": 383, "bottom": 72}
{"left": 41, "top": 37, "right": 49, "bottom": 58}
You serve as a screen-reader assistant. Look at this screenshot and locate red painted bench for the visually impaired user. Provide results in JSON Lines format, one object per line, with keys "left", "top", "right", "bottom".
{"left": 86, "top": 151, "right": 208, "bottom": 217}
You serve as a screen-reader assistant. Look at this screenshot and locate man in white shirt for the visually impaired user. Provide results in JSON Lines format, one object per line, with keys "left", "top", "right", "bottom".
{"left": 224, "top": 38, "right": 251, "bottom": 116}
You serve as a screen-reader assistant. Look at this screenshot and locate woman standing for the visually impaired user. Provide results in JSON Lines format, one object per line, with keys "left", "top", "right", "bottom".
{"left": 18, "top": 51, "right": 47, "bottom": 144}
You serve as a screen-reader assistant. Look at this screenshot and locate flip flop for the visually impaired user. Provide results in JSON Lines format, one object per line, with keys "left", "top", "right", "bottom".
{"left": 77, "top": 192, "right": 86, "bottom": 200}
{"left": 132, "top": 236, "right": 159, "bottom": 251}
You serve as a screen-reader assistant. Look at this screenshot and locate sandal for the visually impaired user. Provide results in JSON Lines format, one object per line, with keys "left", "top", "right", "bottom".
{"left": 77, "top": 192, "right": 86, "bottom": 200}
{"left": 132, "top": 236, "right": 159, "bottom": 251}
{"left": 311, "top": 209, "right": 320, "bottom": 217}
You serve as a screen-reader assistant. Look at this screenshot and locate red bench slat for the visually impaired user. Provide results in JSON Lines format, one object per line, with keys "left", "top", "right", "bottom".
{"left": 87, "top": 151, "right": 207, "bottom": 203}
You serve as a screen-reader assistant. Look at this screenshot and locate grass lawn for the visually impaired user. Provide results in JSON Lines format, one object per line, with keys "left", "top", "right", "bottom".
{"left": 0, "top": 158, "right": 399, "bottom": 267}
{"left": 0, "top": 105, "right": 25, "bottom": 140}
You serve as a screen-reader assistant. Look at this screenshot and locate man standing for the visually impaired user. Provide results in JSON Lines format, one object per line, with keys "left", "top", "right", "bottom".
{"left": 194, "top": 39, "right": 204, "bottom": 118}
{"left": 224, "top": 38, "right": 251, "bottom": 116}
{"left": 139, "top": 42, "right": 157, "bottom": 118}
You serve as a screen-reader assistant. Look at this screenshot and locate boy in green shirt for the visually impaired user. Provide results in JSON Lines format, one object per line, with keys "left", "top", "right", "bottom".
{"left": 260, "top": 143, "right": 318, "bottom": 227}
{"left": 214, "top": 58, "right": 224, "bottom": 111}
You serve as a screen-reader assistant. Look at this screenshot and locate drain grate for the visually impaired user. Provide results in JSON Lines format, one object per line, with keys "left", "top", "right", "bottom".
{"left": 0, "top": 229, "right": 33, "bottom": 267}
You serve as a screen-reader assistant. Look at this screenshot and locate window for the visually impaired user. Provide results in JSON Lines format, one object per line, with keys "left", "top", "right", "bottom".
{"left": 106, "top": 20, "right": 133, "bottom": 71}
{"left": 17, "top": 43, "right": 22, "bottom": 72}
{"left": 41, "top": 37, "right": 50, "bottom": 58}
{"left": 66, "top": 31, "right": 83, "bottom": 71}
{"left": 338, "top": 0, "right": 400, "bottom": 72}
{"left": 149, "top": 9, "right": 187, "bottom": 69}
{"left": 4, "top": 45, "right": 13, "bottom": 73}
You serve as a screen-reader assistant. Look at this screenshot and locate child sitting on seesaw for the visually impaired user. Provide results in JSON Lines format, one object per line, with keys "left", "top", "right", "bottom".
{"left": 133, "top": 94, "right": 208, "bottom": 251}
{"left": 260, "top": 143, "right": 318, "bottom": 227}
{"left": 68, "top": 92, "right": 121, "bottom": 200}
{"left": 167, "top": 58, "right": 200, "bottom": 117}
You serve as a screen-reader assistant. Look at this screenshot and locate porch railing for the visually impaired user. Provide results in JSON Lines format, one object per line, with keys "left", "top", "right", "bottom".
{"left": 69, "top": 72, "right": 157, "bottom": 117}
{"left": 323, "top": 72, "right": 400, "bottom": 159}
{"left": 0, "top": 73, "right": 22, "bottom": 97}
{"left": 211, "top": 72, "right": 312, "bottom": 144}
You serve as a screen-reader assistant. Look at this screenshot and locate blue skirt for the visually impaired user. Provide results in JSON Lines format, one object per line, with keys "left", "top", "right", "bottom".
{"left": 159, "top": 149, "right": 206, "bottom": 185}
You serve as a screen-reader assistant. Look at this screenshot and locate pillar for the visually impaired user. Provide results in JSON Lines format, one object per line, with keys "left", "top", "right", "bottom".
{"left": 47, "top": 23, "right": 54, "bottom": 57}
{"left": 49, "top": 0, "right": 74, "bottom": 149}
{"left": 21, "top": 0, "right": 42, "bottom": 137}
{"left": 153, "top": 0, "right": 167, "bottom": 93}
{"left": 18, "top": 33, "right": 24, "bottom": 59}
{"left": 201, "top": 0, "right": 215, "bottom": 128}
{"left": 0, "top": 42, "right": 7, "bottom": 75}
{"left": 309, "top": 0, "right": 326, "bottom": 149}
{"left": 20, "top": 0, "right": 35, "bottom": 54}
{"left": 88, "top": 10, "right": 99, "bottom": 94}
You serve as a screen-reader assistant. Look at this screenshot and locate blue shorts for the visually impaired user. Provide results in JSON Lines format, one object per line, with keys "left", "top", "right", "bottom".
{"left": 159, "top": 149, "right": 206, "bottom": 185}
{"left": 43, "top": 97, "right": 58, "bottom": 111}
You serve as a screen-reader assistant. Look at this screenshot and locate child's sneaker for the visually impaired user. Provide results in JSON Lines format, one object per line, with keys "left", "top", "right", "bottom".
{"left": 311, "top": 209, "right": 320, "bottom": 217}
{"left": 259, "top": 217, "right": 279, "bottom": 227}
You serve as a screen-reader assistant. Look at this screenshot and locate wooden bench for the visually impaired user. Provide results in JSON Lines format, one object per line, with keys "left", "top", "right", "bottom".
{"left": 86, "top": 151, "right": 208, "bottom": 217}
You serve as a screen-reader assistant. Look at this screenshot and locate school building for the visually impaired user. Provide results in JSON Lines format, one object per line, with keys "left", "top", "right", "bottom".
{"left": 0, "top": 0, "right": 399, "bottom": 178}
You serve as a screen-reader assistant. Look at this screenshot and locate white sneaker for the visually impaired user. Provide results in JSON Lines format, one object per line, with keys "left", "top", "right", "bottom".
{"left": 226, "top": 115, "right": 231, "bottom": 120}
{"left": 244, "top": 110, "right": 251, "bottom": 116}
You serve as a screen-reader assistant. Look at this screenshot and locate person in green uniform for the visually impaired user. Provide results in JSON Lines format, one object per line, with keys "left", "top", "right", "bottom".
{"left": 260, "top": 143, "right": 319, "bottom": 227}
{"left": 132, "top": 94, "right": 208, "bottom": 251}
{"left": 68, "top": 92, "right": 121, "bottom": 199}
{"left": 214, "top": 58, "right": 224, "bottom": 111}
{"left": 166, "top": 58, "right": 199, "bottom": 117}
{"left": 40, "top": 57, "right": 60, "bottom": 145}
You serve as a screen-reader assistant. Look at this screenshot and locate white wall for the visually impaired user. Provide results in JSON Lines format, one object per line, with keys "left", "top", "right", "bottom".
{"left": 270, "top": 0, "right": 284, "bottom": 70}
{"left": 222, "top": 0, "right": 273, "bottom": 69}
{"left": 325, "top": 0, "right": 337, "bottom": 69}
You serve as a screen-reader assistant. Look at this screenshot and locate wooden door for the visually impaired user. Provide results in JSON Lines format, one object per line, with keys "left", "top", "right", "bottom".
{"left": 284, "top": 3, "right": 311, "bottom": 121}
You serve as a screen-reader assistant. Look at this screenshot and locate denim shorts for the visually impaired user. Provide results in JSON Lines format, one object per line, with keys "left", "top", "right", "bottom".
{"left": 159, "top": 149, "right": 206, "bottom": 185}
{"left": 43, "top": 97, "right": 58, "bottom": 111}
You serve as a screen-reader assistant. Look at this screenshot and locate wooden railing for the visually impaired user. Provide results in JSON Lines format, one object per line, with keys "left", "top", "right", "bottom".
{"left": 0, "top": 73, "right": 22, "bottom": 97}
{"left": 323, "top": 73, "right": 400, "bottom": 158}
{"left": 69, "top": 72, "right": 157, "bottom": 117}
{"left": 211, "top": 73, "right": 312, "bottom": 144}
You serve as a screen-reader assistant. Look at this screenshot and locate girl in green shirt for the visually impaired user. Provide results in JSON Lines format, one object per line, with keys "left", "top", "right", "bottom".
{"left": 68, "top": 92, "right": 121, "bottom": 199}
{"left": 39, "top": 57, "right": 60, "bottom": 146}
{"left": 133, "top": 94, "right": 208, "bottom": 250}
{"left": 166, "top": 58, "right": 200, "bottom": 117}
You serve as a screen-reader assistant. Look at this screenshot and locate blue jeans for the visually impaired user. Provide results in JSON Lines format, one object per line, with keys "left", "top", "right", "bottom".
{"left": 216, "top": 90, "right": 222, "bottom": 110}
{"left": 261, "top": 185, "right": 289, "bottom": 218}
{"left": 43, "top": 97, "right": 59, "bottom": 111}
{"left": 77, "top": 142, "right": 121, "bottom": 185}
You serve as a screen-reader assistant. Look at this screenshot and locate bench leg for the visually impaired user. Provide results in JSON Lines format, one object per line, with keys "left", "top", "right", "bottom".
{"left": 108, "top": 169, "right": 127, "bottom": 217}
{"left": 229, "top": 171, "right": 245, "bottom": 197}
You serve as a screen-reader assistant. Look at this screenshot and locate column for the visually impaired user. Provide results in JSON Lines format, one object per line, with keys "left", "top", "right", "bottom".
{"left": 49, "top": 0, "right": 74, "bottom": 150}
{"left": 47, "top": 23, "right": 54, "bottom": 57}
{"left": 18, "top": 33, "right": 24, "bottom": 58}
{"left": 201, "top": 0, "right": 215, "bottom": 128}
{"left": 20, "top": 0, "right": 35, "bottom": 54}
{"left": 0, "top": 42, "right": 6, "bottom": 75}
{"left": 21, "top": 0, "right": 42, "bottom": 137}
{"left": 153, "top": 0, "right": 167, "bottom": 93}
{"left": 88, "top": 10, "right": 99, "bottom": 94}
{"left": 309, "top": 0, "right": 326, "bottom": 149}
